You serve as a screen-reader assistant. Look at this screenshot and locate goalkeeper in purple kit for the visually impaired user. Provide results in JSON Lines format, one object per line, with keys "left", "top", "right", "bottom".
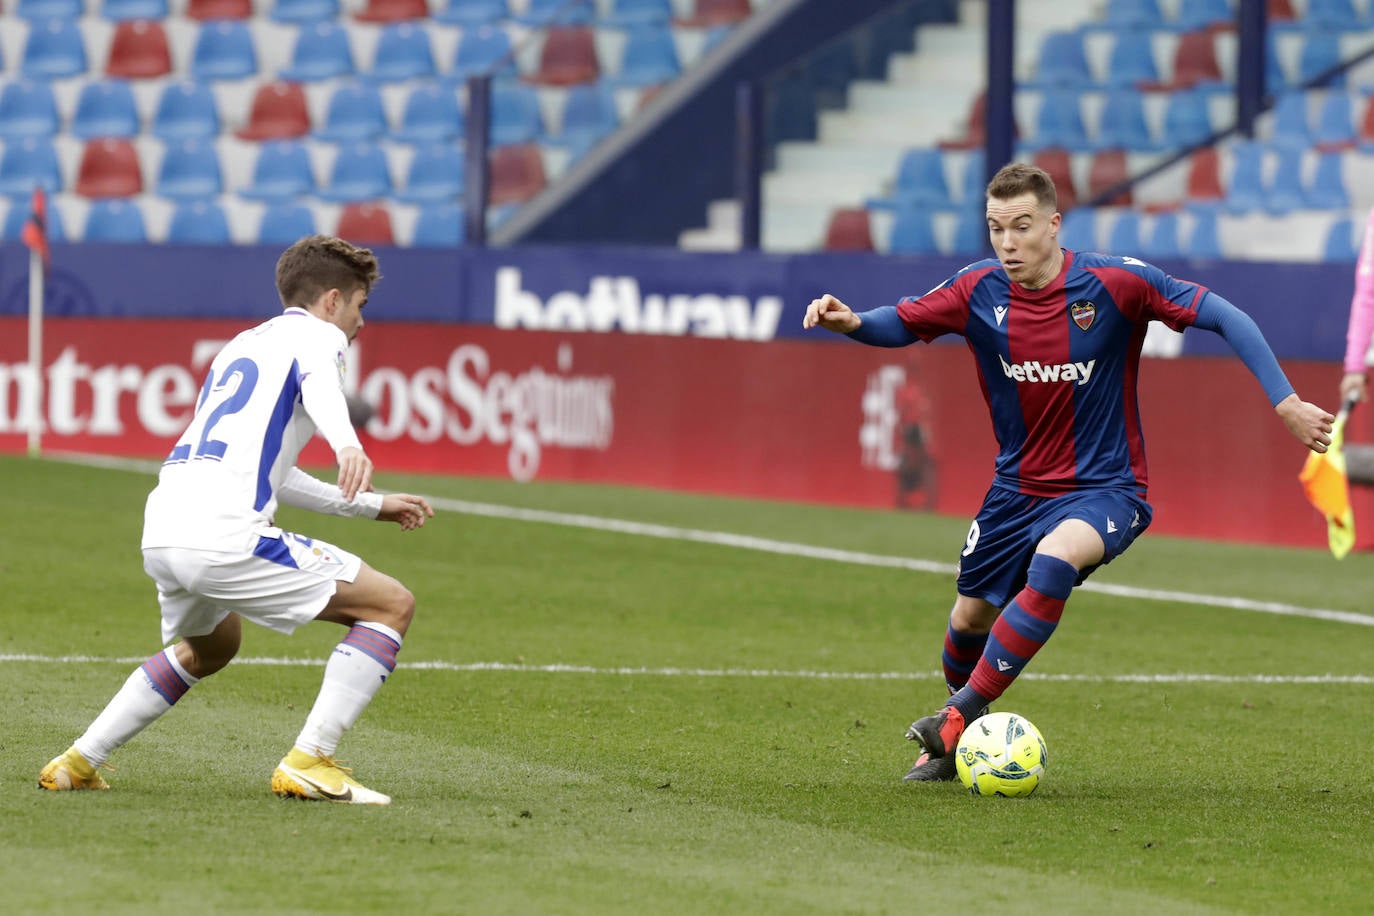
{"left": 804, "top": 163, "right": 1334, "bottom": 782}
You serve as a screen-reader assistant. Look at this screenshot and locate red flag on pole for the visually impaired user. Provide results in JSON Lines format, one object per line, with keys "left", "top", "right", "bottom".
{"left": 20, "top": 187, "right": 50, "bottom": 267}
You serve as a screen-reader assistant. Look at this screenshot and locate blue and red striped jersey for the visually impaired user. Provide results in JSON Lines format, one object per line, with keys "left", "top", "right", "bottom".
{"left": 896, "top": 249, "right": 1207, "bottom": 497}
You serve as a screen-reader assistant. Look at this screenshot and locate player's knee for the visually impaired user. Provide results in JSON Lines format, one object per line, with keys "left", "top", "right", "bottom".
{"left": 383, "top": 582, "right": 415, "bottom": 635}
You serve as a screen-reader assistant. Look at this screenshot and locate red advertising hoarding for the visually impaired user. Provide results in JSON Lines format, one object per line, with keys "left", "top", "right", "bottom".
{"left": 0, "top": 317, "right": 1356, "bottom": 548}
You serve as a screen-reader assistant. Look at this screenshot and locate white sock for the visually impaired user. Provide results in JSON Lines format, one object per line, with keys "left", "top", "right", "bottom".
{"left": 74, "top": 647, "right": 199, "bottom": 767}
{"left": 293, "top": 622, "right": 403, "bottom": 758}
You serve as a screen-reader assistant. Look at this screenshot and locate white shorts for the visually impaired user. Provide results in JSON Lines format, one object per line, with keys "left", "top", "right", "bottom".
{"left": 143, "top": 530, "right": 363, "bottom": 645}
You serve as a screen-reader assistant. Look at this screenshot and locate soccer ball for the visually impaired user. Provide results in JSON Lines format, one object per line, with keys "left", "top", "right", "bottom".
{"left": 955, "top": 711, "right": 1048, "bottom": 798}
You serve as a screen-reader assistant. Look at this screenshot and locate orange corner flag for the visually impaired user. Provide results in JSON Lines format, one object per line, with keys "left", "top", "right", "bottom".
{"left": 1299, "top": 401, "right": 1356, "bottom": 559}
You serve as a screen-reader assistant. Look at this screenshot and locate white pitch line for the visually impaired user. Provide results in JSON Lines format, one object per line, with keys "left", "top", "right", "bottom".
{"left": 2, "top": 654, "right": 1372, "bottom": 685}
{"left": 41, "top": 452, "right": 1374, "bottom": 628}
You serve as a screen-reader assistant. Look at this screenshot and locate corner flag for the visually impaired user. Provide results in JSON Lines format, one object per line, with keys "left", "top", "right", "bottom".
{"left": 1299, "top": 398, "right": 1357, "bottom": 559}
{"left": 20, "top": 187, "right": 50, "bottom": 267}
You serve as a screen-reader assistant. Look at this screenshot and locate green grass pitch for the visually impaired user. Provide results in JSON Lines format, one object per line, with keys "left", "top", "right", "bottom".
{"left": 3, "top": 453, "right": 1374, "bottom": 914}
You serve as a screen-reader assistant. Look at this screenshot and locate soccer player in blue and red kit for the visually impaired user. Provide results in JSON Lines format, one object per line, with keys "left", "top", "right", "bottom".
{"left": 803, "top": 163, "right": 1335, "bottom": 783}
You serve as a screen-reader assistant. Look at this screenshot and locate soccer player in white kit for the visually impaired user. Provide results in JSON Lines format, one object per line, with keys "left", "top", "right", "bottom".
{"left": 38, "top": 235, "right": 433, "bottom": 806}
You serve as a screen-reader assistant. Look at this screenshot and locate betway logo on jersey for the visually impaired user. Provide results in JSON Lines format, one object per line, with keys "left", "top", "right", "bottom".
{"left": 999, "top": 354, "right": 1096, "bottom": 385}
{"left": 494, "top": 267, "right": 783, "bottom": 340}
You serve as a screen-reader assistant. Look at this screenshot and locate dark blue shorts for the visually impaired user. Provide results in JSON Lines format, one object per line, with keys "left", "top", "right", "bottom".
{"left": 955, "top": 486, "right": 1153, "bottom": 608}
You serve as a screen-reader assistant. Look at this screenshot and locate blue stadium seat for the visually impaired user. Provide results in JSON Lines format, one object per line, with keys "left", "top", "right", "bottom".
{"left": 1306, "top": 150, "right": 1350, "bottom": 208}
{"left": 1224, "top": 141, "right": 1266, "bottom": 213}
{"left": 447, "top": 24, "right": 518, "bottom": 81}
{"left": 256, "top": 201, "right": 317, "bottom": 243}
{"left": 1161, "top": 87, "right": 1214, "bottom": 147}
{"left": 101, "top": 0, "right": 169, "bottom": 19}
{"left": 886, "top": 206, "right": 939, "bottom": 255}
{"left": 1322, "top": 213, "right": 1359, "bottom": 261}
{"left": 166, "top": 199, "right": 231, "bottom": 244}
{"left": 270, "top": 0, "right": 340, "bottom": 23}
{"left": 1098, "top": 88, "right": 1156, "bottom": 150}
{"left": 240, "top": 140, "right": 316, "bottom": 201}
{"left": 1104, "top": 31, "right": 1159, "bottom": 88}
{"left": 1265, "top": 147, "right": 1306, "bottom": 214}
{"left": 369, "top": 22, "right": 437, "bottom": 83}
{"left": 490, "top": 81, "right": 546, "bottom": 146}
{"left": 603, "top": 0, "right": 673, "bottom": 26}
{"left": 873, "top": 148, "right": 951, "bottom": 210}
{"left": 157, "top": 138, "right": 223, "bottom": 200}
{"left": 1305, "top": 0, "right": 1363, "bottom": 31}
{"left": 0, "top": 137, "right": 62, "bottom": 197}
{"left": 1175, "top": 0, "right": 1233, "bottom": 31}
{"left": 318, "top": 142, "right": 392, "bottom": 202}
{"left": 613, "top": 23, "right": 682, "bottom": 87}
{"left": 190, "top": 21, "right": 259, "bottom": 81}
{"left": 392, "top": 84, "right": 465, "bottom": 144}
{"left": 1143, "top": 211, "right": 1182, "bottom": 259}
{"left": 554, "top": 82, "right": 619, "bottom": 156}
{"left": 1058, "top": 209, "right": 1097, "bottom": 251}
{"left": 435, "top": 0, "right": 508, "bottom": 26}
{"left": 315, "top": 81, "right": 388, "bottom": 142}
{"left": 411, "top": 202, "right": 466, "bottom": 246}
{"left": 959, "top": 149, "right": 986, "bottom": 203}
{"left": 152, "top": 81, "right": 221, "bottom": 141}
{"left": 395, "top": 143, "right": 464, "bottom": 203}
{"left": 1027, "top": 31, "right": 1090, "bottom": 88}
{"left": 520, "top": 0, "right": 593, "bottom": 26}
{"left": 1028, "top": 89, "right": 1090, "bottom": 151}
{"left": 21, "top": 20, "right": 88, "bottom": 79}
{"left": 1314, "top": 92, "right": 1356, "bottom": 149}
{"left": 1266, "top": 31, "right": 1289, "bottom": 92}
{"left": 0, "top": 80, "right": 59, "bottom": 140}
{"left": 71, "top": 81, "right": 140, "bottom": 140}
{"left": 1269, "top": 91, "right": 1311, "bottom": 150}
{"left": 1187, "top": 208, "right": 1224, "bottom": 258}
{"left": 2, "top": 196, "right": 66, "bottom": 241}
{"left": 1298, "top": 30, "right": 1345, "bottom": 87}
{"left": 17, "top": 0, "right": 83, "bottom": 19}
{"left": 1102, "top": 0, "right": 1166, "bottom": 29}
{"left": 83, "top": 198, "right": 147, "bottom": 242}
{"left": 950, "top": 206, "right": 986, "bottom": 255}
{"left": 279, "top": 21, "right": 355, "bottom": 82}
{"left": 1106, "top": 210, "right": 1142, "bottom": 254}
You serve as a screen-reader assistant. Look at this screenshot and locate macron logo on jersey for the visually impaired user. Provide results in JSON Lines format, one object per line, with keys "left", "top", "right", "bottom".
{"left": 999, "top": 354, "right": 1096, "bottom": 386}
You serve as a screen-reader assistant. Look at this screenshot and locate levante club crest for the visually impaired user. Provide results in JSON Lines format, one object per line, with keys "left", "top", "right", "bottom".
{"left": 1069, "top": 299, "right": 1096, "bottom": 331}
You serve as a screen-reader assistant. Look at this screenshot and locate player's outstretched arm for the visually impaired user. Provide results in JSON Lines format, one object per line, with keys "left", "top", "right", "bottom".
{"left": 803, "top": 294, "right": 861, "bottom": 334}
{"left": 376, "top": 493, "right": 434, "bottom": 531}
{"left": 336, "top": 445, "right": 374, "bottom": 502}
{"left": 1275, "top": 393, "right": 1335, "bottom": 453}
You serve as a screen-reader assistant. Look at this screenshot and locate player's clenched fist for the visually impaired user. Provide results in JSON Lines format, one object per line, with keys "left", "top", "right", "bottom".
{"left": 803, "top": 293, "right": 861, "bottom": 333}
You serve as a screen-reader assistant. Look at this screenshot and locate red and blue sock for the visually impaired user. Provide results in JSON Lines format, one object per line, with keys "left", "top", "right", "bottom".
{"left": 941, "top": 621, "right": 989, "bottom": 695}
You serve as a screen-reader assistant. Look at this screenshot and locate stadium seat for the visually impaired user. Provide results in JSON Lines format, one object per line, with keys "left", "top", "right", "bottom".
{"left": 1306, "top": 150, "right": 1349, "bottom": 209}
{"left": 874, "top": 148, "right": 951, "bottom": 210}
{"left": 1161, "top": 87, "right": 1215, "bottom": 147}
{"left": 74, "top": 138, "right": 143, "bottom": 197}
{"left": 16, "top": 0, "right": 82, "bottom": 18}
{"left": 822, "top": 207, "right": 874, "bottom": 252}
{"left": 71, "top": 80, "right": 141, "bottom": 140}
{"left": 0, "top": 137, "right": 62, "bottom": 196}
{"left": 335, "top": 201, "right": 394, "bottom": 244}
{"left": 1185, "top": 146, "right": 1224, "bottom": 203}
{"left": 886, "top": 206, "right": 939, "bottom": 255}
{"left": 21, "top": 20, "right": 89, "bottom": 79}
{"left": 186, "top": 0, "right": 252, "bottom": 18}
{"left": 106, "top": 19, "right": 173, "bottom": 79}
{"left": 1032, "top": 148, "right": 1078, "bottom": 209}
{"left": 101, "top": 0, "right": 168, "bottom": 19}
{"left": 530, "top": 27, "right": 600, "bottom": 86}
{"left": 1313, "top": 91, "right": 1356, "bottom": 150}
{"left": 1104, "top": 30, "right": 1159, "bottom": 89}
{"left": 368, "top": 22, "right": 437, "bottom": 83}
{"left": 315, "top": 81, "right": 388, "bottom": 142}
{"left": 1027, "top": 89, "right": 1089, "bottom": 151}
{"left": 613, "top": 23, "right": 682, "bottom": 87}
{"left": 1322, "top": 213, "right": 1359, "bottom": 261}
{"left": 676, "top": 0, "right": 751, "bottom": 27}
{"left": 270, "top": 0, "right": 340, "bottom": 24}
{"left": 0, "top": 80, "right": 59, "bottom": 140}
{"left": 1097, "top": 88, "right": 1156, "bottom": 150}
{"left": 1268, "top": 0, "right": 1297, "bottom": 21}
{"left": 1264, "top": 147, "right": 1305, "bottom": 214}
{"left": 1305, "top": 0, "right": 1363, "bottom": 31}
{"left": 1144, "top": 210, "right": 1183, "bottom": 259}
{"left": 603, "top": 0, "right": 673, "bottom": 26}
{"left": 1269, "top": 91, "right": 1311, "bottom": 150}
{"left": 239, "top": 140, "right": 316, "bottom": 200}
{"left": 393, "top": 83, "right": 464, "bottom": 144}
{"left": 959, "top": 149, "right": 986, "bottom": 203}
{"left": 152, "top": 81, "right": 221, "bottom": 140}
{"left": 1175, "top": 0, "right": 1233, "bottom": 31}
{"left": 435, "top": 0, "right": 508, "bottom": 26}
{"left": 395, "top": 143, "right": 464, "bottom": 203}
{"left": 156, "top": 137, "right": 223, "bottom": 200}
{"left": 520, "top": 0, "right": 593, "bottom": 26}
{"left": 2, "top": 196, "right": 66, "bottom": 241}
{"left": 1188, "top": 208, "right": 1223, "bottom": 258}
{"left": 1359, "top": 94, "right": 1374, "bottom": 151}
{"left": 235, "top": 81, "right": 312, "bottom": 140}
{"left": 83, "top": 198, "right": 147, "bottom": 242}
{"left": 190, "top": 21, "right": 259, "bottom": 81}
{"left": 256, "top": 201, "right": 317, "bottom": 243}
{"left": 1027, "top": 31, "right": 1090, "bottom": 88}
{"left": 554, "top": 82, "right": 619, "bottom": 155}
{"left": 1297, "top": 30, "right": 1345, "bottom": 87}
{"left": 354, "top": 0, "right": 428, "bottom": 22}
{"left": 1058, "top": 209, "right": 1097, "bottom": 251}
{"left": 950, "top": 206, "right": 987, "bottom": 255}
{"left": 488, "top": 142, "right": 546, "bottom": 204}
{"left": 490, "top": 81, "right": 546, "bottom": 146}
{"left": 411, "top": 202, "right": 465, "bottom": 246}
{"left": 166, "top": 198, "right": 231, "bottom": 244}
{"left": 1102, "top": 0, "right": 1166, "bottom": 29}
{"left": 1106, "top": 210, "right": 1143, "bottom": 254}
{"left": 318, "top": 142, "right": 392, "bottom": 202}
{"left": 1168, "top": 30, "right": 1224, "bottom": 90}
{"left": 279, "top": 21, "right": 356, "bottom": 82}
{"left": 1224, "top": 141, "right": 1265, "bottom": 213}
{"left": 1087, "top": 148, "right": 1132, "bottom": 206}
{"left": 446, "top": 24, "right": 517, "bottom": 81}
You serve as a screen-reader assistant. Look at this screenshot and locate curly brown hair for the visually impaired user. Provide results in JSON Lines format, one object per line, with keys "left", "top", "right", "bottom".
{"left": 986, "top": 162, "right": 1058, "bottom": 213}
{"left": 274, "top": 235, "right": 382, "bottom": 309}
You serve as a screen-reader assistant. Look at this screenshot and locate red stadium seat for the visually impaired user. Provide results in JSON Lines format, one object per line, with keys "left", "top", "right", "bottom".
{"left": 186, "top": 0, "right": 252, "bottom": 18}
{"left": 1087, "top": 149, "right": 1132, "bottom": 206}
{"left": 1267, "top": 0, "right": 1295, "bottom": 22}
{"left": 488, "top": 143, "right": 546, "bottom": 205}
{"left": 822, "top": 207, "right": 874, "bottom": 252}
{"left": 336, "top": 202, "right": 394, "bottom": 244}
{"left": 235, "top": 81, "right": 312, "bottom": 140}
{"left": 1031, "top": 149, "right": 1077, "bottom": 211}
{"left": 75, "top": 138, "right": 144, "bottom": 197}
{"left": 1167, "top": 30, "right": 1222, "bottom": 89}
{"left": 355, "top": 0, "right": 429, "bottom": 21}
{"left": 528, "top": 27, "right": 599, "bottom": 86}
{"left": 105, "top": 20, "right": 173, "bottom": 79}
{"left": 1185, "top": 146, "right": 1224, "bottom": 202}
{"left": 676, "top": 0, "right": 750, "bottom": 27}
